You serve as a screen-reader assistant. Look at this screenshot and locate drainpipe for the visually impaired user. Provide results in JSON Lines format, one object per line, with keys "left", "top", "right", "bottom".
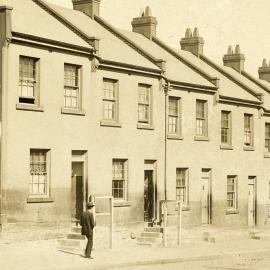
{"left": 0, "top": 6, "right": 12, "bottom": 233}
{"left": 163, "top": 82, "right": 170, "bottom": 201}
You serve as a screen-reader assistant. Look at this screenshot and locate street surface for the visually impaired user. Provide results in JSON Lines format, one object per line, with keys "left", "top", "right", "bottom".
{"left": 119, "top": 252, "right": 270, "bottom": 270}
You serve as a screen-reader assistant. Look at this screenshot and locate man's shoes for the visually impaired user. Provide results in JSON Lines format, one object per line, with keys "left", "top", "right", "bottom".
{"left": 89, "top": 256, "right": 94, "bottom": 259}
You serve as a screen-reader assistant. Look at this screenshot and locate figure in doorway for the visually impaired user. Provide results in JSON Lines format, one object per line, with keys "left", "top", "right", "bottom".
{"left": 80, "top": 202, "right": 95, "bottom": 259}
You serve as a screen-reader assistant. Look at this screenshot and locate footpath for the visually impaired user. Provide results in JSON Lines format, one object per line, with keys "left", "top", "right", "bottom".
{"left": 1, "top": 226, "right": 270, "bottom": 270}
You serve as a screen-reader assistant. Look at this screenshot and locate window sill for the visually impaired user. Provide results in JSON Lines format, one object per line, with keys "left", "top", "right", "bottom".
{"left": 61, "top": 108, "right": 85, "bottom": 116}
{"left": 243, "top": 145, "right": 255, "bottom": 151}
{"left": 137, "top": 123, "right": 154, "bottom": 130}
{"left": 113, "top": 201, "right": 131, "bottom": 207}
{"left": 167, "top": 134, "right": 183, "bottom": 140}
{"left": 194, "top": 136, "right": 210, "bottom": 141}
{"left": 226, "top": 209, "right": 239, "bottom": 215}
{"left": 27, "top": 197, "right": 54, "bottom": 203}
{"left": 16, "top": 103, "right": 44, "bottom": 112}
{"left": 264, "top": 153, "right": 270, "bottom": 158}
{"left": 220, "top": 144, "right": 234, "bottom": 150}
{"left": 100, "top": 120, "right": 122, "bottom": 128}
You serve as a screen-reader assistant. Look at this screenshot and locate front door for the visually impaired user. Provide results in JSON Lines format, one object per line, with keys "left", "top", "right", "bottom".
{"left": 248, "top": 176, "right": 256, "bottom": 227}
{"left": 71, "top": 162, "right": 84, "bottom": 221}
{"left": 201, "top": 169, "right": 211, "bottom": 225}
{"left": 144, "top": 170, "right": 155, "bottom": 222}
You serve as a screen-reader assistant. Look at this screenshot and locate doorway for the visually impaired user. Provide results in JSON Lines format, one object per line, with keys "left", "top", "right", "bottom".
{"left": 144, "top": 160, "right": 157, "bottom": 223}
{"left": 248, "top": 176, "right": 256, "bottom": 227}
{"left": 201, "top": 169, "right": 212, "bottom": 225}
{"left": 71, "top": 162, "right": 84, "bottom": 221}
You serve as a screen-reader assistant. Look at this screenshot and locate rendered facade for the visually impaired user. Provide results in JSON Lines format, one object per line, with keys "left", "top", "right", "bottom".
{"left": 1, "top": 0, "right": 270, "bottom": 235}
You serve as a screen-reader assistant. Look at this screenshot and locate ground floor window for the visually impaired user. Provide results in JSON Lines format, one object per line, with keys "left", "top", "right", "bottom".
{"left": 176, "top": 168, "right": 188, "bottom": 205}
{"left": 227, "top": 175, "right": 237, "bottom": 209}
{"left": 29, "top": 149, "right": 49, "bottom": 197}
{"left": 112, "top": 159, "right": 127, "bottom": 200}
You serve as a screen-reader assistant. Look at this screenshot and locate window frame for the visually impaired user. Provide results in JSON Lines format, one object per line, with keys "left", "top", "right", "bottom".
{"left": 112, "top": 159, "right": 128, "bottom": 201}
{"left": 101, "top": 78, "right": 119, "bottom": 124}
{"left": 226, "top": 175, "right": 238, "bottom": 210}
{"left": 137, "top": 84, "right": 153, "bottom": 127}
{"left": 195, "top": 99, "right": 208, "bottom": 137}
{"left": 19, "top": 56, "right": 40, "bottom": 105}
{"left": 168, "top": 96, "right": 181, "bottom": 138}
{"left": 221, "top": 110, "right": 232, "bottom": 146}
{"left": 244, "top": 114, "right": 253, "bottom": 147}
{"left": 176, "top": 168, "right": 189, "bottom": 206}
{"left": 265, "top": 123, "right": 270, "bottom": 153}
{"left": 28, "top": 149, "right": 51, "bottom": 200}
{"left": 63, "top": 63, "right": 81, "bottom": 110}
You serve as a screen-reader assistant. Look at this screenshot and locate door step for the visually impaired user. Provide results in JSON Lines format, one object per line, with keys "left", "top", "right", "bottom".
{"left": 57, "top": 225, "right": 86, "bottom": 254}
{"left": 136, "top": 226, "right": 162, "bottom": 247}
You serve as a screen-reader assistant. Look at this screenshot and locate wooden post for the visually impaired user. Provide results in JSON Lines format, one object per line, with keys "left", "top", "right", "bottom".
{"left": 109, "top": 197, "right": 113, "bottom": 249}
{"left": 162, "top": 202, "right": 167, "bottom": 247}
{"left": 177, "top": 201, "right": 182, "bottom": 246}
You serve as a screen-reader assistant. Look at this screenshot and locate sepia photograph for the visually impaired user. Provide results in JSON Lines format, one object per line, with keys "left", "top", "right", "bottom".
{"left": 1, "top": 0, "right": 270, "bottom": 269}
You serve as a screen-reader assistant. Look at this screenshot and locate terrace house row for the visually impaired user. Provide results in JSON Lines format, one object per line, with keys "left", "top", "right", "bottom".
{"left": 1, "top": 0, "right": 270, "bottom": 235}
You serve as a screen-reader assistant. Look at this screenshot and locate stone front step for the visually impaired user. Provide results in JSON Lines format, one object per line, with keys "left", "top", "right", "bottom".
{"left": 137, "top": 236, "right": 160, "bottom": 244}
{"left": 67, "top": 233, "right": 86, "bottom": 240}
{"left": 144, "top": 226, "right": 162, "bottom": 233}
{"left": 141, "top": 232, "right": 160, "bottom": 238}
{"left": 71, "top": 226, "right": 82, "bottom": 234}
{"left": 57, "top": 245, "right": 83, "bottom": 255}
{"left": 58, "top": 239, "right": 85, "bottom": 248}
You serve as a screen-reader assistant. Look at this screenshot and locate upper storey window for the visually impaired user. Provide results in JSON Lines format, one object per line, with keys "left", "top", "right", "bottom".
{"left": 196, "top": 100, "right": 207, "bottom": 137}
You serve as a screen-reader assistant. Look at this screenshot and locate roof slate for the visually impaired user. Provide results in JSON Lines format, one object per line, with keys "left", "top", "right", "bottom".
{"left": 3, "top": 0, "right": 91, "bottom": 49}
{"left": 45, "top": 2, "right": 159, "bottom": 70}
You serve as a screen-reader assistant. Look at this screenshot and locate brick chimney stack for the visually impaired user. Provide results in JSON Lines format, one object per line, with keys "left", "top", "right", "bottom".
{"left": 131, "top": 6, "right": 157, "bottom": 40}
{"left": 180, "top": 27, "right": 204, "bottom": 57}
{"left": 258, "top": 59, "right": 270, "bottom": 83}
{"left": 72, "top": 0, "right": 100, "bottom": 18}
{"left": 223, "top": 45, "right": 245, "bottom": 73}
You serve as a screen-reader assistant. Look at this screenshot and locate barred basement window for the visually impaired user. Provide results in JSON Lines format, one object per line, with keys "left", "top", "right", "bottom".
{"left": 138, "top": 84, "right": 152, "bottom": 124}
{"left": 64, "top": 64, "right": 80, "bottom": 109}
{"left": 227, "top": 175, "right": 237, "bottom": 209}
{"left": 103, "top": 79, "right": 118, "bottom": 121}
{"left": 29, "top": 149, "right": 49, "bottom": 197}
{"left": 244, "top": 114, "right": 253, "bottom": 146}
{"left": 265, "top": 123, "right": 270, "bottom": 152}
{"left": 196, "top": 100, "right": 207, "bottom": 136}
{"left": 221, "top": 111, "right": 231, "bottom": 145}
{"left": 168, "top": 97, "right": 180, "bottom": 134}
{"left": 112, "top": 159, "right": 127, "bottom": 200}
{"left": 19, "top": 56, "right": 39, "bottom": 104}
{"left": 176, "top": 168, "right": 188, "bottom": 205}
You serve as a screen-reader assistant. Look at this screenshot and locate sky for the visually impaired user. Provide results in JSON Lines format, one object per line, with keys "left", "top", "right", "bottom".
{"left": 46, "top": 0, "right": 270, "bottom": 77}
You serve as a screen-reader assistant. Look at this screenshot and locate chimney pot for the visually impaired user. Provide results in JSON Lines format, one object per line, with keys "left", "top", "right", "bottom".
{"left": 185, "top": 28, "right": 192, "bottom": 38}
{"left": 193, "top": 27, "right": 199, "bottom": 37}
{"left": 72, "top": 0, "right": 101, "bottom": 18}
{"left": 131, "top": 6, "right": 157, "bottom": 40}
{"left": 145, "top": 6, "right": 152, "bottom": 16}
{"left": 223, "top": 44, "right": 245, "bottom": 73}
{"left": 259, "top": 58, "right": 270, "bottom": 82}
{"left": 235, "top": 44, "right": 241, "bottom": 54}
{"left": 262, "top": 58, "right": 268, "bottom": 67}
{"left": 180, "top": 27, "right": 204, "bottom": 57}
{"left": 227, "top": 45, "right": 233, "bottom": 54}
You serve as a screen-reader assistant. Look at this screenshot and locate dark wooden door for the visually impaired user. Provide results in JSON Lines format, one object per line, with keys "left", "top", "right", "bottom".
{"left": 144, "top": 170, "right": 154, "bottom": 222}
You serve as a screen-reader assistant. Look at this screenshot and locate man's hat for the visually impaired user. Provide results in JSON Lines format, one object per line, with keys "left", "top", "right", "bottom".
{"left": 87, "top": 202, "right": 95, "bottom": 208}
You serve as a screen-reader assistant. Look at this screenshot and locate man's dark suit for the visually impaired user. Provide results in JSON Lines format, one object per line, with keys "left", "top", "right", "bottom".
{"left": 80, "top": 210, "right": 95, "bottom": 258}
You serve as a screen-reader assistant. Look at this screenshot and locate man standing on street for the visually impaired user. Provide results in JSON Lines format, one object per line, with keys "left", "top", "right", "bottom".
{"left": 80, "top": 202, "right": 95, "bottom": 259}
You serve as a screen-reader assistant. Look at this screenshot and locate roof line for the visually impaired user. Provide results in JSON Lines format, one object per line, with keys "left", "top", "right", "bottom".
{"left": 152, "top": 37, "right": 218, "bottom": 87}
{"left": 93, "top": 15, "right": 164, "bottom": 71}
{"left": 218, "top": 94, "right": 262, "bottom": 108}
{"left": 99, "top": 59, "right": 162, "bottom": 76}
{"left": 200, "top": 55, "right": 263, "bottom": 102}
{"left": 12, "top": 31, "right": 93, "bottom": 54}
{"left": 33, "top": 0, "right": 95, "bottom": 48}
{"left": 168, "top": 79, "right": 217, "bottom": 92}
{"left": 241, "top": 70, "right": 270, "bottom": 94}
